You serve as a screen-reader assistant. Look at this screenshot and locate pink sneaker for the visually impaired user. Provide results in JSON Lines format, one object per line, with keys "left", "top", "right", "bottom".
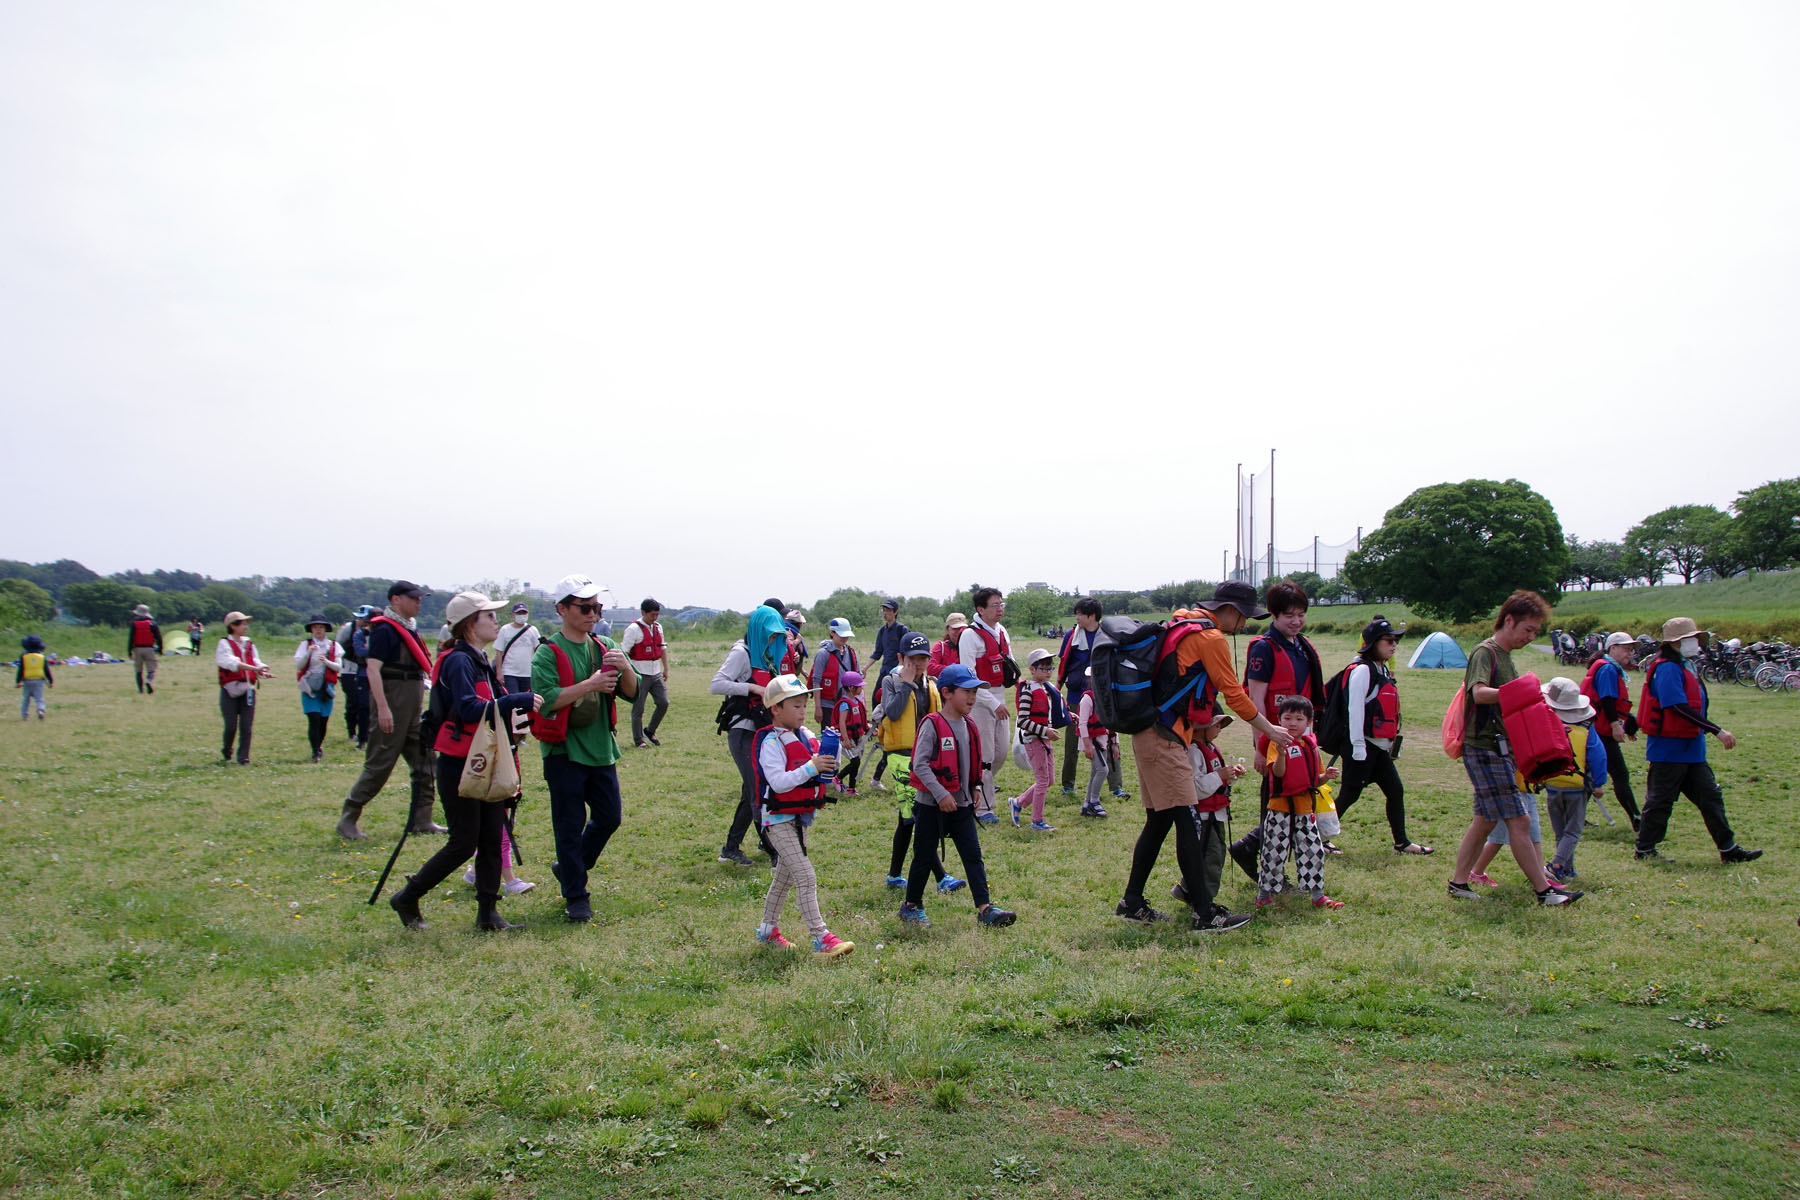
{"left": 812, "top": 931, "right": 855, "bottom": 959}
{"left": 755, "top": 925, "right": 796, "bottom": 949}
{"left": 1312, "top": 895, "right": 1345, "bottom": 910}
{"left": 1469, "top": 872, "right": 1500, "bottom": 887}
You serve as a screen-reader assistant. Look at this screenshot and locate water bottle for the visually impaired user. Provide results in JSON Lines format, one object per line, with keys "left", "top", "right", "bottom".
{"left": 818, "top": 728, "right": 840, "bottom": 781}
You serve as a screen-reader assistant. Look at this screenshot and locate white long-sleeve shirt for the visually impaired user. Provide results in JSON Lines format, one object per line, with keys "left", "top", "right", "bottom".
{"left": 1345, "top": 661, "right": 1396, "bottom": 759}
{"left": 758, "top": 726, "right": 821, "bottom": 827}
{"left": 959, "top": 618, "right": 1010, "bottom": 715}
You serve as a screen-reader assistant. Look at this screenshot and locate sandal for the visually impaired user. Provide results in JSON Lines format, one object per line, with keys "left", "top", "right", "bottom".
{"left": 1321, "top": 841, "right": 1344, "bottom": 855}
{"left": 1312, "top": 895, "right": 1345, "bottom": 910}
{"left": 1395, "top": 842, "right": 1435, "bottom": 855}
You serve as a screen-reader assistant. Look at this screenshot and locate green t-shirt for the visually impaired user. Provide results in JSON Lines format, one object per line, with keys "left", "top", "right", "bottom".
{"left": 1462, "top": 637, "right": 1518, "bottom": 752}
{"left": 532, "top": 632, "right": 632, "bottom": 768}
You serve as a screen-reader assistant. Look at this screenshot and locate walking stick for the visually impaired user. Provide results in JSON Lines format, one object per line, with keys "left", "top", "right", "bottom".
{"left": 368, "top": 824, "right": 410, "bottom": 904}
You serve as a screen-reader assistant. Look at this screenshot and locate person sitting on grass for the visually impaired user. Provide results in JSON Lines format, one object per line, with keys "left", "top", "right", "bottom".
{"left": 1257, "top": 696, "right": 1344, "bottom": 911}
{"left": 751, "top": 674, "right": 855, "bottom": 959}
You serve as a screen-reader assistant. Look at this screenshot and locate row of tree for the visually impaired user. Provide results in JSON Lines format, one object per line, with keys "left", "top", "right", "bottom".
{"left": 1566, "top": 480, "right": 1800, "bottom": 589}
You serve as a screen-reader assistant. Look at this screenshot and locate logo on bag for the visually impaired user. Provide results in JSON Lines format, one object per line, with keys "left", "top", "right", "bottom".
{"left": 468, "top": 752, "right": 488, "bottom": 773}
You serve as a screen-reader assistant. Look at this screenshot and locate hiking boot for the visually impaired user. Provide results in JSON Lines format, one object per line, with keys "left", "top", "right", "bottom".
{"left": 937, "top": 875, "right": 967, "bottom": 893}
{"left": 718, "top": 847, "right": 754, "bottom": 866}
{"left": 898, "top": 902, "right": 930, "bottom": 926}
{"left": 1194, "top": 909, "right": 1253, "bottom": 933}
{"left": 1029, "top": 820, "right": 1056, "bottom": 833}
{"left": 885, "top": 874, "right": 907, "bottom": 889}
{"left": 1720, "top": 845, "right": 1764, "bottom": 864}
{"left": 335, "top": 804, "right": 367, "bottom": 841}
{"left": 1537, "top": 886, "right": 1582, "bottom": 906}
{"left": 564, "top": 897, "right": 593, "bottom": 923}
{"left": 1446, "top": 880, "right": 1482, "bottom": 901}
{"left": 977, "top": 904, "right": 1017, "bottom": 927}
{"left": 476, "top": 900, "right": 522, "bottom": 932}
{"left": 1115, "top": 901, "right": 1169, "bottom": 925}
{"left": 756, "top": 924, "right": 796, "bottom": 949}
{"left": 813, "top": 932, "right": 855, "bottom": 959}
{"left": 389, "top": 891, "right": 427, "bottom": 930}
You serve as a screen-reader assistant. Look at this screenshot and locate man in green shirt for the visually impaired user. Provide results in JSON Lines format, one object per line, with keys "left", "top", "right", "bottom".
{"left": 532, "top": 574, "right": 639, "bottom": 924}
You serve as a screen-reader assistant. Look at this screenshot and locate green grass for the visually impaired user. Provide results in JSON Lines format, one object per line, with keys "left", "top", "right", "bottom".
{"left": 1, "top": 634, "right": 1797, "bottom": 1198}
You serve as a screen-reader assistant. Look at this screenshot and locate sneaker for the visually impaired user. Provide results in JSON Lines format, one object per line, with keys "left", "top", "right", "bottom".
{"left": 871, "top": 781, "right": 888, "bottom": 792}
{"left": 976, "top": 812, "right": 1000, "bottom": 826}
{"left": 145, "top": 683, "right": 153, "bottom": 694}
{"left": 1547, "top": 862, "right": 1578, "bottom": 883}
{"left": 898, "top": 902, "right": 930, "bottom": 926}
{"left": 1030, "top": 820, "right": 1056, "bottom": 833}
{"left": 633, "top": 740, "right": 649, "bottom": 749}
{"left": 1061, "top": 785, "right": 1077, "bottom": 797}
{"left": 1111, "top": 789, "right": 1132, "bottom": 800}
{"left": 1081, "top": 803, "right": 1109, "bottom": 818}
{"left": 885, "top": 874, "right": 907, "bottom": 889}
{"left": 977, "top": 904, "right": 1017, "bottom": 927}
{"left": 718, "top": 847, "right": 754, "bottom": 866}
{"left": 937, "top": 875, "right": 967, "bottom": 894}
{"left": 813, "top": 931, "right": 855, "bottom": 959}
{"left": 503, "top": 878, "right": 536, "bottom": 895}
{"left": 1194, "top": 910, "right": 1253, "bottom": 933}
{"left": 1115, "top": 901, "right": 1169, "bottom": 924}
{"left": 1170, "top": 881, "right": 1188, "bottom": 902}
{"left": 1446, "top": 880, "right": 1482, "bottom": 901}
{"left": 756, "top": 924, "right": 796, "bottom": 949}
{"left": 462, "top": 865, "right": 478, "bottom": 885}
{"left": 842, "top": 786, "right": 860, "bottom": 798}
{"left": 1537, "top": 886, "right": 1582, "bottom": 906}
{"left": 1720, "top": 845, "right": 1764, "bottom": 864}
{"left": 1010, "top": 798, "right": 1022, "bottom": 826}
{"left": 564, "top": 897, "right": 593, "bottom": 923}
{"left": 1633, "top": 848, "right": 1672, "bottom": 863}
{"left": 1254, "top": 894, "right": 1280, "bottom": 909}
{"left": 1312, "top": 895, "right": 1345, "bottom": 910}
{"left": 1469, "top": 872, "right": 1500, "bottom": 887}
{"left": 311, "top": 750, "right": 323, "bottom": 764}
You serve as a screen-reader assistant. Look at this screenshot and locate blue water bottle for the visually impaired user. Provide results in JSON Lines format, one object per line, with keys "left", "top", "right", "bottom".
{"left": 817, "top": 728, "right": 840, "bottom": 781}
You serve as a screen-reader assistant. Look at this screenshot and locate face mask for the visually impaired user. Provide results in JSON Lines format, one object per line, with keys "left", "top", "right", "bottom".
{"left": 513, "top": 616, "right": 527, "bottom": 625}
{"left": 1678, "top": 636, "right": 1701, "bottom": 659}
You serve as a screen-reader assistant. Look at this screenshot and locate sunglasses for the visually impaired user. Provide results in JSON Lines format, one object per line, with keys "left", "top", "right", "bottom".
{"left": 566, "top": 602, "right": 601, "bottom": 615}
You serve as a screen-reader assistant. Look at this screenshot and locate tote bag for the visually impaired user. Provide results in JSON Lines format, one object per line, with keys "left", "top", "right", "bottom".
{"left": 459, "top": 702, "right": 521, "bottom": 802}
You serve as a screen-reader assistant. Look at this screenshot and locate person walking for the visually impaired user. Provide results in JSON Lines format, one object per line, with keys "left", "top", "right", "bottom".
{"left": 958, "top": 588, "right": 1014, "bottom": 823}
{"left": 336, "top": 606, "right": 375, "bottom": 749}
{"left": 186, "top": 618, "right": 204, "bottom": 656}
{"left": 215, "top": 611, "right": 274, "bottom": 764}
{"left": 878, "top": 632, "right": 964, "bottom": 893}
{"left": 16, "top": 635, "right": 52, "bottom": 720}
{"left": 293, "top": 616, "right": 343, "bottom": 763}
{"left": 1633, "top": 617, "right": 1764, "bottom": 866}
{"left": 622, "top": 598, "right": 671, "bottom": 748}
{"left": 1056, "top": 598, "right": 1109, "bottom": 797}
{"left": 128, "top": 603, "right": 162, "bottom": 694}
{"left": 809, "top": 617, "right": 860, "bottom": 729}
{"left": 387, "top": 592, "right": 539, "bottom": 933}
{"left": 928, "top": 613, "right": 967, "bottom": 678}
{"left": 863, "top": 599, "right": 910, "bottom": 790}
{"left": 1228, "top": 580, "right": 1328, "bottom": 875}
{"left": 1333, "top": 617, "right": 1431, "bottom": 855}
{"left": 710, "top": 605, "right": 790, "bottom": 866}
{"left": 1580, "top": 631, "right": 1644, "bottom": 831}
{"left": 492, "top": 602, "right": 541, "bottom": 696}
{"left": 335, "top": 582, "right": 443, "bottom": 841}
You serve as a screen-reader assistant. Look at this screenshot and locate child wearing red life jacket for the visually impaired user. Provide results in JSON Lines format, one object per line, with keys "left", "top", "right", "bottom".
{"left": 753, "top": 674, "right": 855, "bottom": 959}
{"left": 831, "top": 671, "right": 871, "bottom": 797}
{"left": 1170, "top": 707, "right": 1254, "bottom": 932}
{"left": 1256, "top": 697, "right": 1344, "bottom": 910}
{"left": 1009, "top": 649, "right": 1063, "bottom": 831}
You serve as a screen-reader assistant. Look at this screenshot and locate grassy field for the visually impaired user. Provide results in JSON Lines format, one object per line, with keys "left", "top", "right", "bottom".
{"left": 1, "top": 629, "right": 1797, "bottom": 1199}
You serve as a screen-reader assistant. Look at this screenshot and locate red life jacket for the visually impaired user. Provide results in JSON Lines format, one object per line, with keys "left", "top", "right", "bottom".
{"left": 628, "top": 619, "right": 664, "bottom": 663}
{"left": 1248, "top": 633, "right": 1325, "bottom": 724}
{"left": 1367, "top": 667, "right": 1401, "bottom": 740}
{"left": 296, "top": 640, "right": 342, "bottom": 685}
{"left": 1017, "top": 679, "right": 1050, "bottom": 726}
{"left": 430, "top": 643, "right": 501, "bottom": 756}
{"left": 747, "top": 666, "right": 774, "bottom": 727}
{"left": 217, "top": 637, "right": 260, "bottom": 686}
{"left": 909, "top": 711, "right": 983, "bottom": 798}
{"left": 1195, "top": 738, "right": 1231, "bottom": 813}
{"left": 834, "top": 696, "right": 870, "bottom": 740}
{"left": 965, "top": 623, "right": 1008, "bottom": 688}
{"left": 528, "top": 636, "right": 618, "bottom": 743}
{"left": 367, "top": 615, "right": 435, "bottom": 674}
{"left": 1081, "top": 694, "right": 1111, "bottom": 740}
{"left": 755, "top": 727, "right": 827, "bottom": 814}
{"left": 781, "top": 632, "right": 804, "bottom": 675}
{"left": 1272, "top": 732, "right": 1323, "bottom": 800}
{"left": 131, "top": 618, "right": 157, "bottom": 648}
{"left": 928, "top": 639, "right": 958, "bottom": 678}
{"left": 1580, "top": 657, "right": 1633, "bottom": 720}
{"left": 1639, "top": 657, "right": 1704, "bottom": 739}
{"left": 816, "top": 642, "right": 859, "bottom": 706}
{"left": 1498, "top": 673, "right": 1578, "bottom": 783}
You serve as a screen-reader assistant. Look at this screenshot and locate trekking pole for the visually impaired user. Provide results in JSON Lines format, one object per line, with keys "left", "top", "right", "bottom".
{"left": 368, "top": 824, "right": 411, "bottom": 904}
{"left": 505, "top": 796, "right": 524, "bottom": 865}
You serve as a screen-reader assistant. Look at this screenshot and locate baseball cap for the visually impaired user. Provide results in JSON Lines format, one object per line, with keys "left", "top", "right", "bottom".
{"left": 1603, "top": 631, "right": 1634, "bottom": 650}
{"left": 445, "top": 591, "right": 505, "bottom": 627}
{"left": 388, "top": 580, "right": 427, "bottom": 600}
{"left": 761, "top": 673, "right": 818, "bottom": 707}
{"left": 828, "top": 617, "right": 854, "bottom": 638}
{"left": 880, "top": 598, "right": 899, "bottom": 611}
{"left": 901, "top": 632, "right": 931, "bottom": 656}
{"left": 945, "top": 612, "right": 968, "bottom": 630}
{"left": 511, "top": 602, "right": 530, "bottom": 615}
{"left": 352, "top": 604, "right": 378, "bottom": 619}
{"left": 1360, "top": 617, "right": 1404, "bottom": 646}
{"left": 553, "top": 574, "right": 602, "bottom": 602}
{"left": 936, "top": 664, "right": 989, "bottom": 691}
{"left": 1026, "top": 647, "right": 1054, "bottom": 667}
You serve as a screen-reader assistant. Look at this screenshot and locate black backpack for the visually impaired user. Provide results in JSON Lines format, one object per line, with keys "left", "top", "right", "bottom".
{"left": 1315, "top": 662, "right": 1358, "bottom": 760}
{"left": 1090, "top": 616, "right": 1214, "bottom": 734}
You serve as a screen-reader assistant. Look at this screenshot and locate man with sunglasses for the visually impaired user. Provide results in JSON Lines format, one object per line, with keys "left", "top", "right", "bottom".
{"left": 533, "top": 574, "right": 639, "bottom": 924}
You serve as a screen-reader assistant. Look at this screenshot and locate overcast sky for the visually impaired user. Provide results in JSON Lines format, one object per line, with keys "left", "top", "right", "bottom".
{"left": 5, "top": 3, "right": 1797, "bottom": 609}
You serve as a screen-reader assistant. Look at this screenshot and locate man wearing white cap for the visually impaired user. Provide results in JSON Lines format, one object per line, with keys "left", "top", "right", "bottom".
{"left": 809, "top": 617, "right": 860, "bottom": 729}
{"left": 1579, "top": 632, "right": 1643, "bottom": 830}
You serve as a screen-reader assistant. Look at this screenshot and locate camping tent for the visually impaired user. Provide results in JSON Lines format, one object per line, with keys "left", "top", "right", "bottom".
{"left": 1407, "top": 630, "right": 1468, "bottom": 669}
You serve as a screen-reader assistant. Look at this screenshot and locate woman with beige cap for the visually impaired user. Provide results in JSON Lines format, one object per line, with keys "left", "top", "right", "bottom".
{"left": 1633, "top": 616, "right": 1763, "bottom": 866}
{"left": 214, "top": 612, "right": 274, "bottom": 765}
{"left": 928, "top": 613, "right": 967, "bottom": 679}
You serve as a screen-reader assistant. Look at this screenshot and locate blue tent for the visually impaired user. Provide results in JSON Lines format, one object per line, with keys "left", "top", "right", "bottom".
{"left": 1407, "top": 630, "right": 1468, "bottom": 669}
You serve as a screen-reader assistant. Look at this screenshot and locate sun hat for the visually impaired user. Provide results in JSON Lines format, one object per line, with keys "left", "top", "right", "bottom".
{"left": 785, "top": 609, "right": 807, "bottom": 626}
{"left": 387, "top": 580, "right": 427, "bottom": 600}
{"left": 132, "top": 604, "right": 152, "bottom": 617}
{"left": 945, "top": 612, "right": 969, "bottom": 631}
{"left": 901, "top": 632, "right": 931, "bottom": 656}
{"left": 552, "top": 574, "right": 602, "bottom": 603}
{"left": 223, "top": 611, "right": 253, "bottom": 626}
{"left": 1542, "top": 676, "right": 1596, "bottom": 723}
{"left": 1657, "top": 617, "right": 1711, "bottom": 648}
{"left": 840, "top": 671, "right": 864, "bottom": 689}
{"left": 828, "top": 617, "right": 854, "bottom": 638}
{"left": 22, "top": 635, "right": 44, "bottom": 651}
{"left": 1199, "top": 703, "right": 1233, "bottom": 729}
{"left": 761, "top": 673, "right": 818, "bottom": 708}
{"left": 936, "top": 664, "right": 989, "bottom": 691}
{"left": 1603, "top": 631, "right": 1635, "bottom": 650}
{"left": 445, "top": 591, "right": 506, "bottom": 628}
{"left": 1026, "top": 647, "right": 1054, "bottom": 667}
{"left": 1196, "top": 580, "right": 1270, "bottom": 620}
{"left": 304, "top": 614, "right": 332, "bottom": 632}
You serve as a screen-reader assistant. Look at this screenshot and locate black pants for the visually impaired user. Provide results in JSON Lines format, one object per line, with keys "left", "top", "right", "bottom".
{"left": 905, "top": 804, "right": 989, "bottom": 908}
{"left": 343, "top": 674, "right": 370, "bottom": 744}
{"left": 890, "top": 813, "right": 946, "bottom": 881}
{"left": 1062, "top": 722, "right": 1082, "bottom": 788}
{"left": 1122, "top": 805, "right": 1207, "bottom": 915}
{"left": 1335, "top": 745, "right": 1412, "bottom": 848}
{"left": 1228, "top": 772, "right": 1277, "bottom": 879}
{"left": 870, "top": 746, "right": 890, "bottom": 782}
{"left": 220, "top": 688, "right": 255, "bottom": 763}
{"left": 306, "top": 712, "right": 329, "bottom": 757}
{"left": 399, "top": 753, "right": 507, "bottom": 902}
{"left": 725, "top": 727, "right": 777, "bottom": 858}
{"left": 1599, "top": 737, "right": 1641, "bottom": 826}
{"left": 1637, "top": 760, "right": 1736, "bottom": 854}
{"left": 542, "top": 753, "right": 623, "bottom": 903}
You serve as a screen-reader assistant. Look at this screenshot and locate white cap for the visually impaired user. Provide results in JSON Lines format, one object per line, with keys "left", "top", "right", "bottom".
{"left": 552, "top": 574, "right": 602, "bottom": 602}
{"left": 1604, "top": 631, "right": 1635, "bottom": 650}
{"left": 828, "top": 617, "right": 854, "bottom": 638}
{"left": 1026, "top": 647, "right": 1054, "bottom": 667}
{"left": 445, "top": 591, "right": 506, "bottom": 628}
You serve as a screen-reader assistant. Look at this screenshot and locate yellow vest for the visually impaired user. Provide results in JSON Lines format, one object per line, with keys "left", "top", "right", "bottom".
{"left": 20, "top": 653, "right": 46, "bottom": 681}
{"left": 878, "top": 678, "right": 941, "bottom": 752}
{"left": 1539, "top": 724, "right": 1589, "bottom": 790}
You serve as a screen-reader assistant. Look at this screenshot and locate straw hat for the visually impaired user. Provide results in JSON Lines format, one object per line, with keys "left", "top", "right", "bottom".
{"left": 1657, "top": 617, "right": 1711, "bottom": 648}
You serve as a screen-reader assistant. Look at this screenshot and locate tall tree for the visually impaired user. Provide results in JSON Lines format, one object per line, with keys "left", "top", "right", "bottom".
{"left": 1565, "top": 537, "right": 1625, "bottom": 590}
{"left": 1624, "top": 504, "right": 1728, "bottom": 585}
{"left": 1340, "top": 479, "right": 1567, "bottom": 624}
{"left": 1726, "top": 478, "right": 1800, "bottom": 572}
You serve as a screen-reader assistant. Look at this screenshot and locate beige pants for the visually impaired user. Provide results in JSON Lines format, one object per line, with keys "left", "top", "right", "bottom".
{"left": 971, "top": 693, "right": 1012, "bottom": 818}
{"left": 132, "top": 647, "right": 159, "bottom": 686}
{"left": 760, "top": 820, "right": 825, "bottom": 939}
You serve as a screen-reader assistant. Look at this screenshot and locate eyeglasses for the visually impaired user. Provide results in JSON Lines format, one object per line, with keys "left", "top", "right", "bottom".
{"left": 567, "top": 602, "right": 601, "bottom": 615}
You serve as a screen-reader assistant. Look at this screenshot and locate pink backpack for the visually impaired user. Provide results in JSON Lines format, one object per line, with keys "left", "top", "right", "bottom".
{"left": 1441, "top": 685, "right": 1468, "bottom": 759}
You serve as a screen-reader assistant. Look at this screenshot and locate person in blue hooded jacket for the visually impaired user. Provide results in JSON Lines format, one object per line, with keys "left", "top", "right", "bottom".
{"left": 709, "top": 605, "right": 792, "bottom": 867}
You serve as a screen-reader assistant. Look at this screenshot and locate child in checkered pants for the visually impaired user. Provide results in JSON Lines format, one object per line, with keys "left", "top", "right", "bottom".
{"left": 1256, "top": 697, "right": 1344, "bottom": 910}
